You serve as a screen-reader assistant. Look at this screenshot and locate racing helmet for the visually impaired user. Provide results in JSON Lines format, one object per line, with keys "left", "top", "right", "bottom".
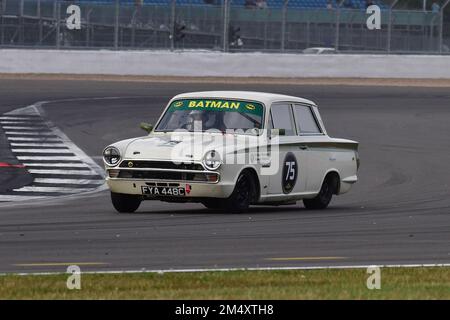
{"left": 188, "top": 109, "right": 204, "bottom": 120}
{"left": 186, "top": 109, "right": 205, "bottom": 131}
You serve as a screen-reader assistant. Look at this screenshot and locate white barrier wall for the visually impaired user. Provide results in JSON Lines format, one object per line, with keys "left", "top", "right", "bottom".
{"left": 1, "top": 49, "right": 450, "bottom": 79}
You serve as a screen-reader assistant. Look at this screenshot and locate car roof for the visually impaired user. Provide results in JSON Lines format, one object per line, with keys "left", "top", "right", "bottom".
{"left": 172, "top": 91, "right": 317, "bottom": 107}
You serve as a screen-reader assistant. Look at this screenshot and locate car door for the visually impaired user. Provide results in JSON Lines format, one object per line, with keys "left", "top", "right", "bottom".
{"left": 292, "top": 104, "right": 327, "bottom": 193}
{"left": 267, "top": 103, "right": 307, "bottom": 196}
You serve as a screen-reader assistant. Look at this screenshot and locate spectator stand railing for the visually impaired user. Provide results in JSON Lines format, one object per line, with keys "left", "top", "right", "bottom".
{"left": 0, "top": 0, "right": 447, "bottom": 53}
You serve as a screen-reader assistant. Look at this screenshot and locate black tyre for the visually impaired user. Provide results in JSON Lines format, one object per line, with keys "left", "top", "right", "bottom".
{"left": 201, "top": 199, "right": 223, "bottom": 210}
{"left": 303, "top": 175, "right": 337, "bottom": 210}
{"left": 111, "top": 192, "right": 141, "bottom": 213}
{"left": 223, "top": 171, "right": 255, "bottom": 213}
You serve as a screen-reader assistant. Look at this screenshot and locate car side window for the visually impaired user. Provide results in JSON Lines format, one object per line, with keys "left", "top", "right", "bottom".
{"left": 293, "top": 105, "right": 322, "bottom": 135}
{"left": 270, "top": 104, "right": 296, "bottom": 136}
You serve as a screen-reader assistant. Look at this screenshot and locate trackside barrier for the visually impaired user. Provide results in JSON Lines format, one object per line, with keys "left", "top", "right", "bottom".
{"left": 0, "top": 49, "right": 449, "bottom": 79}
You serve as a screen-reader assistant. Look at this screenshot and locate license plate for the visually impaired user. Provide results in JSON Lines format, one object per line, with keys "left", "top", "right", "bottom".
{"left": 141, "top": 186, "right": 186, "bottom": 197}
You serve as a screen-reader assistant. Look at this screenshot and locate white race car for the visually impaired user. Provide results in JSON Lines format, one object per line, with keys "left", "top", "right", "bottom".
{"left": 103, "top": 91, "right": 359, "bottom": 213}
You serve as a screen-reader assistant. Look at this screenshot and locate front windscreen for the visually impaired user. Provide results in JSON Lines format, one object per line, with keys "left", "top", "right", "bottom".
{"left": 155, "top": 99, "right": 264, "bottom": 132}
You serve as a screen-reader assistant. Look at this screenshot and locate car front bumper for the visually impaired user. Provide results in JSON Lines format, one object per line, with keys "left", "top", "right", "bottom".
{"left": 106, "top": 178, "right": 235, "bottom": 199}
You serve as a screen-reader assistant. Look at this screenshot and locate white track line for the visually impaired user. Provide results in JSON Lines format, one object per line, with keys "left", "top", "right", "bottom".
{"left": 0, "top": 195, "right": 46, "bottom": 202}
{"left": 33, "top": 178, "right": 104, "bottom": 184}
{"left": 0, "top": 121, "right": 45, "bottom": 125}
{"left": 17, "top": 156, "right": 79, "bottom": 161}
{"left": 0, "top": 117, "right": 40, "bottom": 121}
{"left": 10, "top": 143, "right": 67, "bottom": 147}
{"left": 13, "top": 186, "right": 95, "bottom": 193}
{"left": 2, "top": 263, "right": 449, "bottom": 277}
{"left": 7, "top": 137, "right": 62, "bottom": 142}
{"left": 0, "top": 102, "right": 105, "bottom": 203}
{"left": 23, "top": 163, "right": 87, "bottom": 168}
{"left": 27, "top": 169, "right": 97, "bottom": 175}
{"left": 11, "top": 149, "right": 73, "bottom": 153}
{"left": 3, "top": 126, "right": 48, "bottom": 130}
{"left": 35, "top": 104, "right": 105, "bottom": 178}
{"left": 5, "top": 131, "right": 56, "bottom": 136}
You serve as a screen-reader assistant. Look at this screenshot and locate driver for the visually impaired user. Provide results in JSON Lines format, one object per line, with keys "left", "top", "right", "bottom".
{"left": 184, "top": 110, "right": 227, "bottom": 132}
{"left": 185, "top": 110, "right": 206, "bottom": 131}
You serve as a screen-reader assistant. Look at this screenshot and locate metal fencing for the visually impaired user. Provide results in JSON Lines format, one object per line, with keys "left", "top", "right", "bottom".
{"left": 0, "top": 0, "right": 449, "bottom": 53}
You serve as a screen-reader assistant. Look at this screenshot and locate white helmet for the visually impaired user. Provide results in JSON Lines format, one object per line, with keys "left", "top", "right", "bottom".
{"left": 186, "top": 110, "right": 205, "bottom": 131}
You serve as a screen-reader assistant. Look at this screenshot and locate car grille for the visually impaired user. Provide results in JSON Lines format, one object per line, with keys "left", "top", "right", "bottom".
{"left": 119, "top": 160, "right": 203, "bottom": 171}
{"left": 116, "top": 170, "right": 219, "bottom": 183}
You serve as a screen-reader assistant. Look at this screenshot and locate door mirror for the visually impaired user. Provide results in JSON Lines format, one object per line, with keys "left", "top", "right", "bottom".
{"left": 140, "top": 122, "right": 153, "bottom": 134}
{"left": 270, "top": 128, "right": 286, "bottom": 137}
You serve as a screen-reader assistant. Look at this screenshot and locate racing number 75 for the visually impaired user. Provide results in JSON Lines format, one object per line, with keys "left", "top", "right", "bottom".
{"left": 285, "top": 161, "right": 296, "bottom": 181}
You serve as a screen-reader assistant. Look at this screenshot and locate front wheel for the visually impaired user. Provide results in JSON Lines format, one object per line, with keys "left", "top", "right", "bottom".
{"left": 222, "top": 171, "right": 255, "bottom": 213}
{"left": 303, "top": 176, "right": 337, "bottom": 210}
{"left": 111, "top": 192, "right": 141, "bottom": 213}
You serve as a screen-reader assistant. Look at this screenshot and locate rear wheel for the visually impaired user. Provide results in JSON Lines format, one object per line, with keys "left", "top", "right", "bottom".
{"left": 223, "top": 171, "right": 255, "bottom": 213}
{"left": 111, "top": 192, "right": 141, "bottom": 213}
{"left": 303, "top": 175, "right": 337, "bottom": 210}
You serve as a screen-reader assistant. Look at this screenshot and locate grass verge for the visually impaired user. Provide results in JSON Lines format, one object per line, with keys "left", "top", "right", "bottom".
{"left": 0, "top": 267, "right": 449, "bottom": 299}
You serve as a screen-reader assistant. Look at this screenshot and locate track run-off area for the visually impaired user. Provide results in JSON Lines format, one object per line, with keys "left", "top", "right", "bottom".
{"left": 0, "top": 78, "right": 449, "bottom": 274}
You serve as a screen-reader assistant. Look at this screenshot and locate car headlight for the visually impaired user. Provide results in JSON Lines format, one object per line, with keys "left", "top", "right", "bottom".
{"left": 103, "top": 146, "right": 121, "bottom": 166}
{"left": 202, "top": 150, "right": 222, "bottom": 171}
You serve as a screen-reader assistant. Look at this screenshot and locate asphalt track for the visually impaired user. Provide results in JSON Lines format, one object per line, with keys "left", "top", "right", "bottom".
{"left": 0, "top": 79, "right": 449, "bottom": 274}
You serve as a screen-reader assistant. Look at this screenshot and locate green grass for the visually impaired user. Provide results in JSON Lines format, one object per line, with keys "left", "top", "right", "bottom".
{"left": 0, "top": 267, "right": 449, "bottom": 299}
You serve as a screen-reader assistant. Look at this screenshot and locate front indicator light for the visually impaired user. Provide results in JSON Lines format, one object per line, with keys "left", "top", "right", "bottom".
{"left": 108, "top": 169, "right": 120, "bottom": 178}
{"left": 206, "top": 173, "right": 219, "bottom": 182}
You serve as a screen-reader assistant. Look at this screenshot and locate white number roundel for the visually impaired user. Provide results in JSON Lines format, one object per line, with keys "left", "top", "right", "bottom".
{"left": 282, "top": 152, "right": 298, "bottom": 194}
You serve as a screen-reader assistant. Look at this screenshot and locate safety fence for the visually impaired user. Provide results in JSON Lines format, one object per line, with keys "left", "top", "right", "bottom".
{"left": 0, "top": 0, "right": 449, "bottom": 53}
